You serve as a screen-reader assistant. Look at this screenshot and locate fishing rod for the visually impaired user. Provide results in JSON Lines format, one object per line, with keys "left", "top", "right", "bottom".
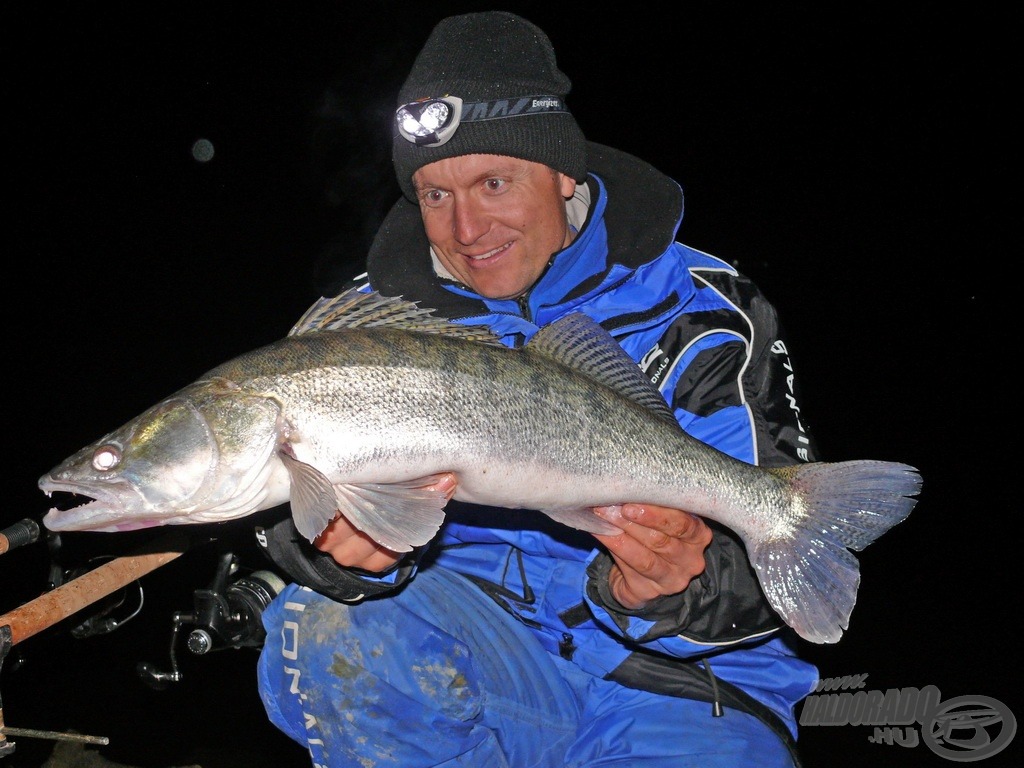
{"left": 0, "top": 519, "right": 41, "bottom": 557}
{"left": 0, "top": 529, "right": 189, "bottom": 758}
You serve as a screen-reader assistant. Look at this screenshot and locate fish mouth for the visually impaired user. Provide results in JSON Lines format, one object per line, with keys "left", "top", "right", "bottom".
{"left": 39, "top": 478, "right": 158, "bottom": 533}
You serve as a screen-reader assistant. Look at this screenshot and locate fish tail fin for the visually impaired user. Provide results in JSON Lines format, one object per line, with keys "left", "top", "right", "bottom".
{"left": 752, "top": 460, "right": 922, "bottom": 644}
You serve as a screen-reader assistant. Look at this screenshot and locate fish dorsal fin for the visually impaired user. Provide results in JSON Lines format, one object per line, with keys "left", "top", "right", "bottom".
{"left": 526, "top": 313, "right": 680, "bottom": 426}
{"left": 289, "top": 287, "right": 503, "bottom": 345}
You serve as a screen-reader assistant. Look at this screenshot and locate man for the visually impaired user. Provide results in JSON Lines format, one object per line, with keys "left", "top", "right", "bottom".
{"left": 257, "top": 11, "right": 818, "bottom": 767}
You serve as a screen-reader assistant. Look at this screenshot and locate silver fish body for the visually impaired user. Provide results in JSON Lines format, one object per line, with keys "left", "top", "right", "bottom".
{"left": 40, "top": 289, "right": 922, "bottom": 644}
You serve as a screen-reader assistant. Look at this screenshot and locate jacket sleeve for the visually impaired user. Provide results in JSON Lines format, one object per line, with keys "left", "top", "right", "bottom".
{"left": 255, "top": 514, "right": 419, "bottom": 602}
{"left": 585, "top": 266, "right": 819, "bottom": 645}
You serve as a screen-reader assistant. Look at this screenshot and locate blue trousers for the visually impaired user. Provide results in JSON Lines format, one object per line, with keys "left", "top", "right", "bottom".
{"left": 257, "top": 566, "right": 795, "bottom": 767}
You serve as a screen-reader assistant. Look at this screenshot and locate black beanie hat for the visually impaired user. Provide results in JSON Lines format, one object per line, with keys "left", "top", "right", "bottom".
{"left": 392, "top": 11, "right": 587, "bottom": 201}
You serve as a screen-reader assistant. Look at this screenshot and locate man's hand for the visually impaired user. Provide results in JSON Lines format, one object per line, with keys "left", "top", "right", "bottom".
{"left": 313, "top": 473, "right": 458, "bottom": 572}
{"left": 592, "top": 503, "right": 713, "bottom": 609}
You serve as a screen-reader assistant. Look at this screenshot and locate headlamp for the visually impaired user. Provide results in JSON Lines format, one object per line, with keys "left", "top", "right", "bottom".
{"left": 395, "top": 94, "right": 570, "bottom": 147}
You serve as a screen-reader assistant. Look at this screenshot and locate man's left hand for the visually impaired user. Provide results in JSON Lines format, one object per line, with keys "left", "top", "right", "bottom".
{"left": 591, "top": 503, "right": 713, "bottom": 609}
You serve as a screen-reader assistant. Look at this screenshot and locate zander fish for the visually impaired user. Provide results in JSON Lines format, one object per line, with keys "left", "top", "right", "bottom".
{"left": 40, "top": 288, "right": 921, "bottom": 644}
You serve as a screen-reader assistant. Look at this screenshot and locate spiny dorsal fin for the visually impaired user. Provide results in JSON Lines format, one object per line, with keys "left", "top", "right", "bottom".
{"left": 289, "top": 287, "right": 503, "bottom": 345}
{"left": 526, "top": 313, "right": 680, "bottom": 426}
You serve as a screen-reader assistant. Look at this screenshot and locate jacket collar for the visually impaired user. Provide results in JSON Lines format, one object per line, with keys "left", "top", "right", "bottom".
{"left": 365, "top": 142, "right": 683, "bottom": 320}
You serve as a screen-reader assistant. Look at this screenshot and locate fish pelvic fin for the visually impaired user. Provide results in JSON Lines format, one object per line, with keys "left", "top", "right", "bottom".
{"left": 289, "top": 287, "right": 503, "bottom": 345}
{"left": 331, "top": 476, "right": 451, "bottom": 553}
{"left": 281, "top": 450, "right": 450, "bottom": 551}
{"left": 752, "top": 460, "right": 922, "bottom": 644}
{"left": 526, "top": 313, "right": 680, "bottom": 427}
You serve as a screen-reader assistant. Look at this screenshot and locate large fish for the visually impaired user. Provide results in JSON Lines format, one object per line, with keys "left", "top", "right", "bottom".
{"left": 40, "top": 289, "right": 921, "bottom": 644}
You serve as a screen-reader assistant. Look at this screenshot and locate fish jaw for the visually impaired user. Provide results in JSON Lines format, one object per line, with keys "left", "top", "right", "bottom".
{"left": 40, "top": 479, "right": 170, "bottom": 532}
{"left": 39, "top": 380, "right": 285, "bottom": 533}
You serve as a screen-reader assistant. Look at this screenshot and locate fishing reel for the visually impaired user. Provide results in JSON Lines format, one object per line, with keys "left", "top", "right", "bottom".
{"left": 136, "top": 550, "right": 285, "bottom": 690}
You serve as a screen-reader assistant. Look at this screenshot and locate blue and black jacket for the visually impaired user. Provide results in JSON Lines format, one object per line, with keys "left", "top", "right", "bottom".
{"left": 261, "top": 142, "right": 819, "bottom": 751}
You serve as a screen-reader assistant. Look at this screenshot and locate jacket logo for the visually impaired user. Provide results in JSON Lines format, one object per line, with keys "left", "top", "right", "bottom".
{"left": 640, "top": 344, "right": 671, "bottom": 385}
{"left": 771, "top": 339, "right": 812, "bottom": 461}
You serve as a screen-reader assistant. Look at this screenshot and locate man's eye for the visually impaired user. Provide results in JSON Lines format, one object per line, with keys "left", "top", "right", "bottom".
{"left": 423, "top": 189, "right": 446, "bottom": 204}
{"left": 484, "top": 178, "right": 506, "bottom": 191}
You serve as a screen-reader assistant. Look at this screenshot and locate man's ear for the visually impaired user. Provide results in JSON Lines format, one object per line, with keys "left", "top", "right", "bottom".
{"left": 560, "top": 173, "right": 577, "bottom": 199}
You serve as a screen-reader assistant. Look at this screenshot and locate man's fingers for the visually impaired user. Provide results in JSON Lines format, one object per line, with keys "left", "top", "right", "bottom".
{"left": 667, "top": 513, "right": 712, "bottom": 547}
{"left": 594, "top": 504, "right": 710, "bottom": 552}
{"left": 592, "top": 503, "right": 713, "bottom": 609}
{"left": 619, "top": 504, "right": 712, "bottom": 546}
{"left": 430, "top": 472, "right": 458, "bottom": 501}
{"left": 313, "top": 511, "right": 402, "bottom": 571}
{"left": 592, "top": 505, "right": 629, "bottom": 531}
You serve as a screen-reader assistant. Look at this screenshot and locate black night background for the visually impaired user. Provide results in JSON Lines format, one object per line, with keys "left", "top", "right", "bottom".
{"left": 2, "top": 3, "right": 1015, "bottom": 767}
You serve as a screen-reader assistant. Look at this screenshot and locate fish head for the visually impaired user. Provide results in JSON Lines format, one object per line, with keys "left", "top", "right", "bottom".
{"left": 40, "top": 378, "right": 284, "bottom": 533}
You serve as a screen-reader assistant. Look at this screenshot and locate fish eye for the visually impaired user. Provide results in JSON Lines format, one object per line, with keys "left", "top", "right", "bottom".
{"left": 92, "top": 445, "right": 121, "bottom": 472}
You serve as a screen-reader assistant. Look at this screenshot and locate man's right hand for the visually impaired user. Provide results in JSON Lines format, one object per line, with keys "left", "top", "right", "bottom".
{"left": 312, "top": 473, "right": 458, "bottom": 572}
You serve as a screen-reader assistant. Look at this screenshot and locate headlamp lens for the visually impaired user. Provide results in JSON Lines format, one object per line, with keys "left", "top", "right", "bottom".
{"left": 395, "top": 97, "right": 463, "bottom": 147}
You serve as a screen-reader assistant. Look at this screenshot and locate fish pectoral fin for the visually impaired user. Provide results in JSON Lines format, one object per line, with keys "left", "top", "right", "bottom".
{"left": 281, "top": 452, "right": 342, "bottom": 542}
{"left": 332, "top": 475, "right": 451, "bottom": 554}
{"left": 540, "top": 506, "right": 621, "bottom": 536}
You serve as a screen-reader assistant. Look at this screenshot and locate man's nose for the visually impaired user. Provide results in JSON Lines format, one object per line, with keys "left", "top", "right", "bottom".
{"left": 451, "top": 197, "right": 489, "bottom": 244}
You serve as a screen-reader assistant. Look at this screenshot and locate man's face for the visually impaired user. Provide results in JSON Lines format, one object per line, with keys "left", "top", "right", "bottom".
{"left": 412, "top": 154, "right": 577, "bottom": 300}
